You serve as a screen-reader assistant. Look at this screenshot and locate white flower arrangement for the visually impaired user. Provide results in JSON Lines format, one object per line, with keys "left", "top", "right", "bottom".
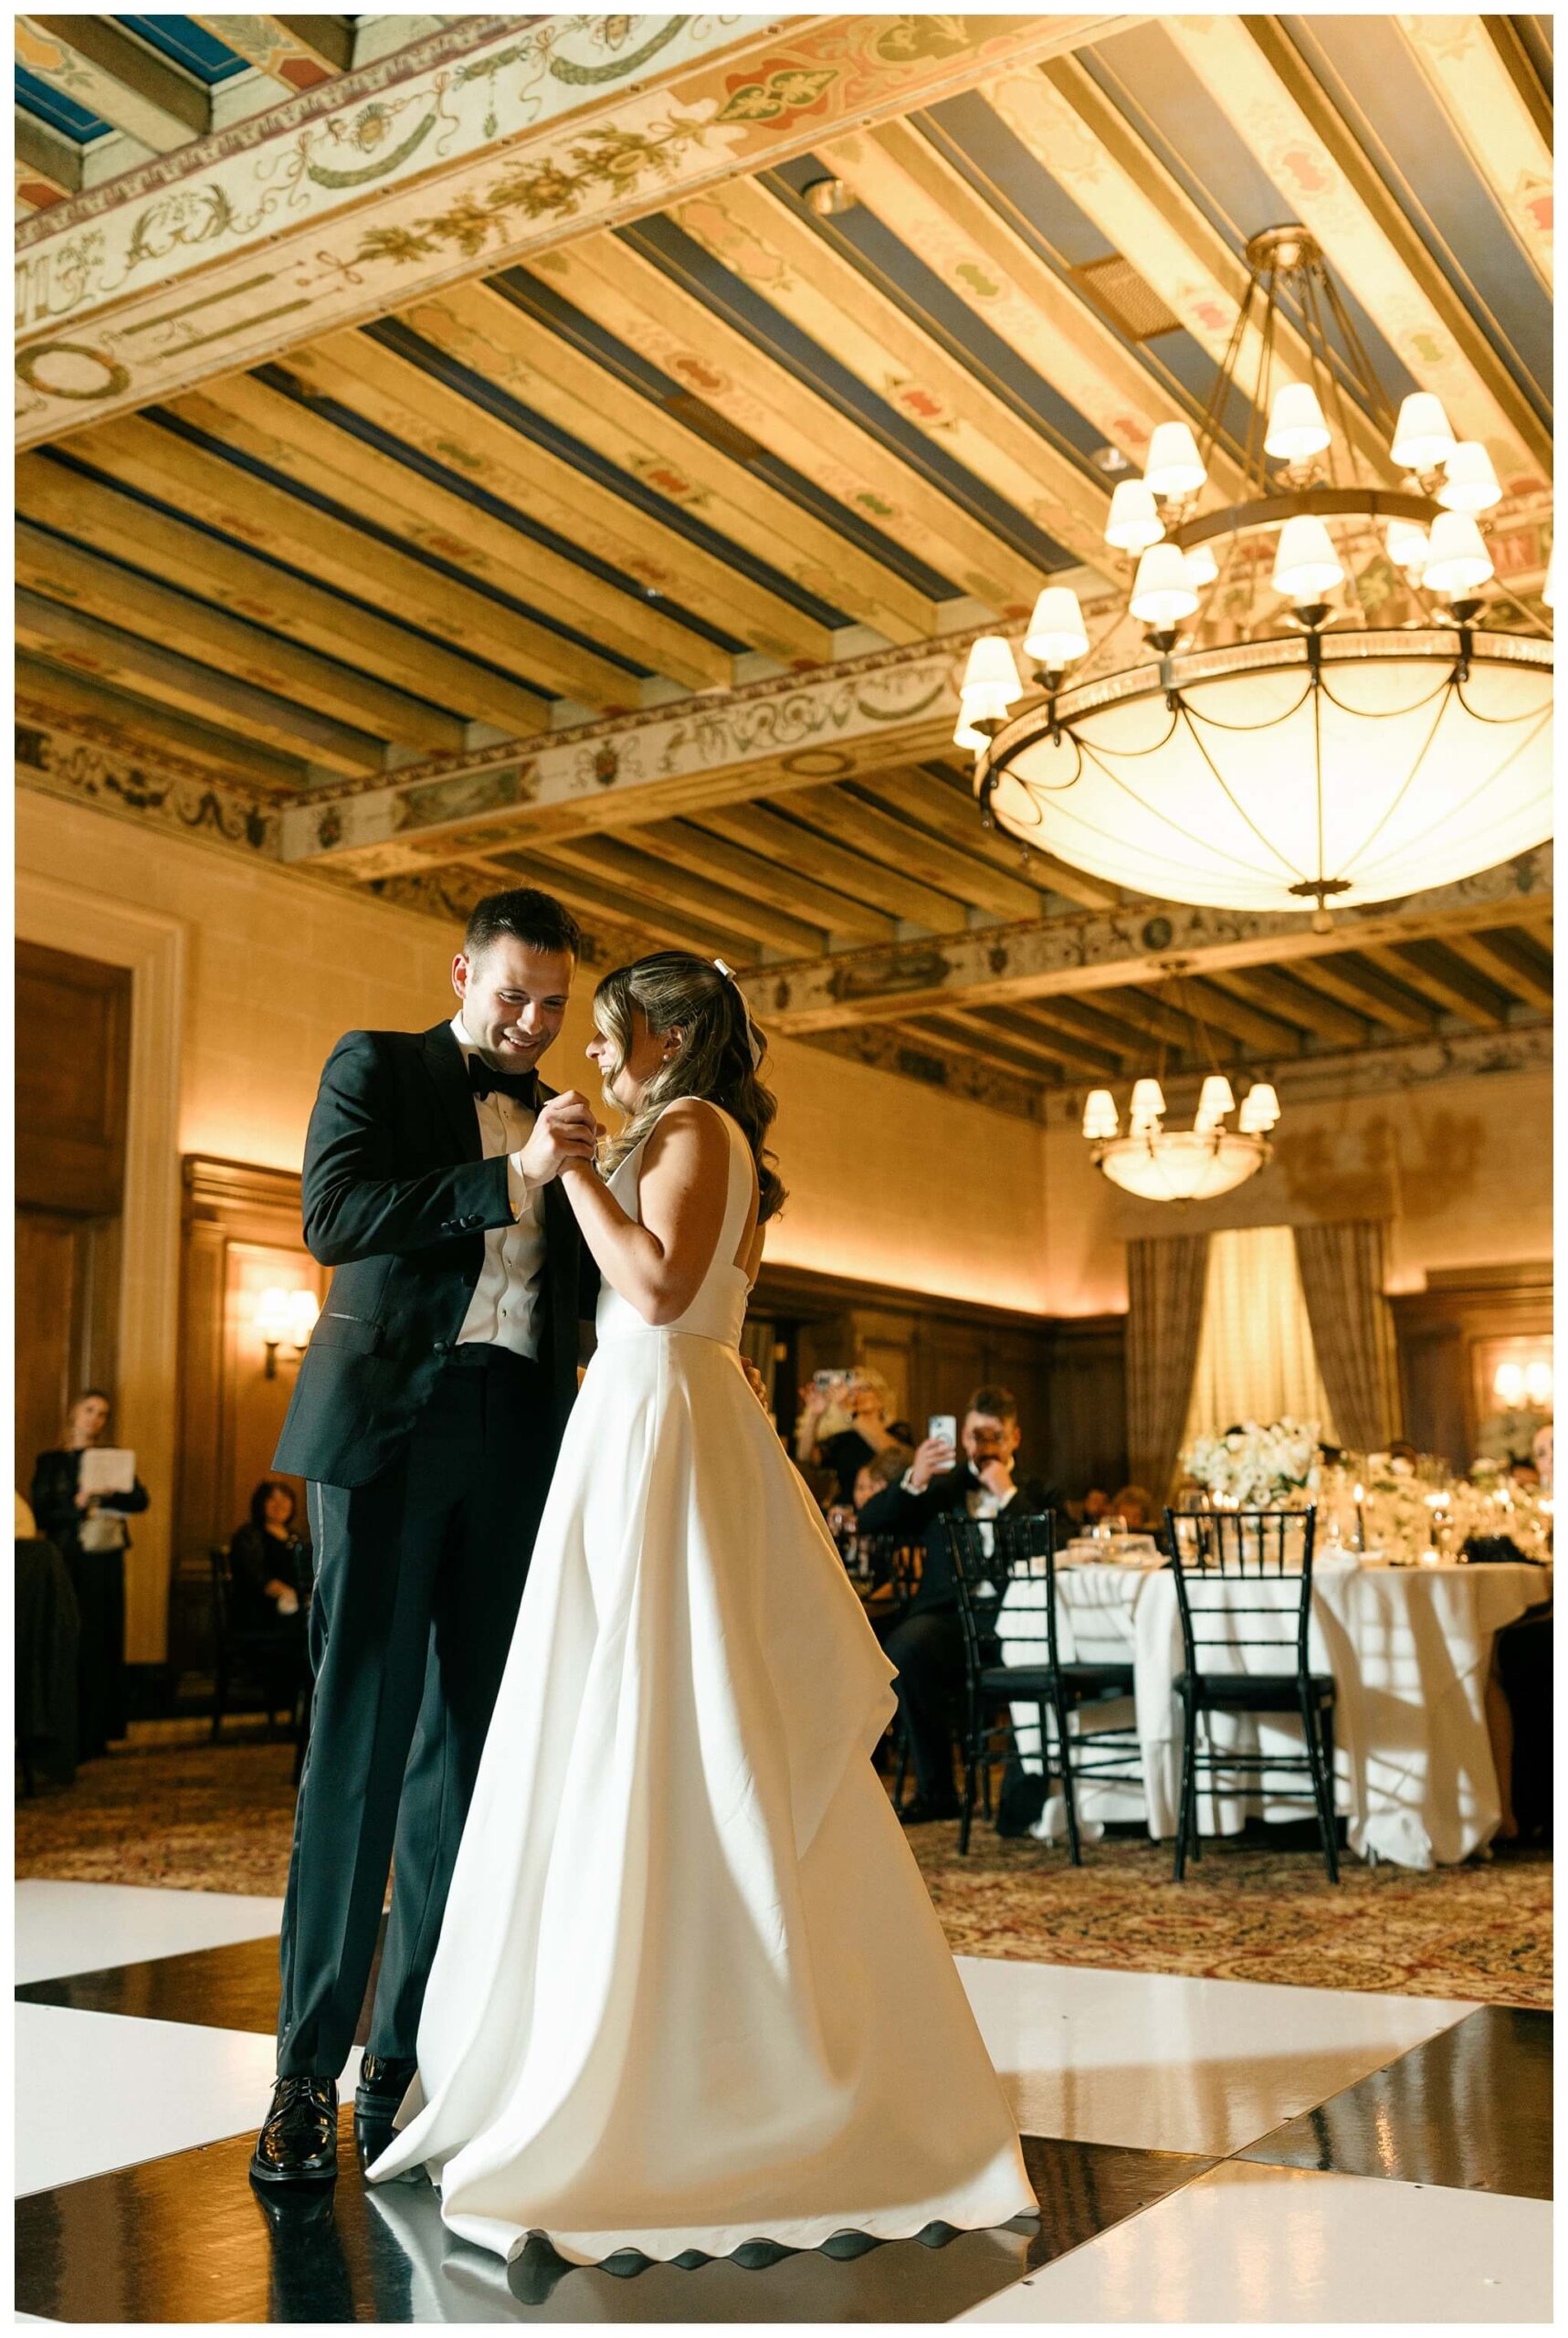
{"left": 1182, "top": 1417, "right": 1321, "bottom": 1508}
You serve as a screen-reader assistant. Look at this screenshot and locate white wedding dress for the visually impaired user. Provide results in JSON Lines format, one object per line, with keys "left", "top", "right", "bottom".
{"left": 369, "top": 1101, "right": 1035, "bottom": 2265}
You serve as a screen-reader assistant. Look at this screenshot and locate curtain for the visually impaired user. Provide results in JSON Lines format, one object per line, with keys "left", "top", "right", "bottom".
{"left": 1126, "top": 1232, "right": 1210, "bottom": 1501}
{"left": 1293, "top": 1219, "right": 1397, "bottom": 1453}
{"left": 1183, "top": 1227, "right": 1338, "bottom": 1449}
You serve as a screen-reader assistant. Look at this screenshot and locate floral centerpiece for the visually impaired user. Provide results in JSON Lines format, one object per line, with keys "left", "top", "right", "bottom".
{"left": 1345, "top": 1450, "right": 1553, "bottom": 1564}
{"left": 1181, "top": 1418, "right": 1321, "bottom": 1508}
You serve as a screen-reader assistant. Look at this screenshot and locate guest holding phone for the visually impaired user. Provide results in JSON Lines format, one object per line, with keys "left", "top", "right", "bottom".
{"left": 30, "top": 1389, "right": 149, "bottom": 1761}
{"left": 857, "top": 1385, "right": 1058, "bottom": 1823}
{"left": 794, "top": 1367, "right": 904, "bottom": 1504}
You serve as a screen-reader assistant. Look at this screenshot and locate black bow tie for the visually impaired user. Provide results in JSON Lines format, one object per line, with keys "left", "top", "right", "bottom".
{"left": 467, "top": 1057, "right": 537, "bottom": 1108}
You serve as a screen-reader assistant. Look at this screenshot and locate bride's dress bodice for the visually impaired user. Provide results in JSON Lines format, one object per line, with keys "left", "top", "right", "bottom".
{"left": 594, "top": 1103, "right": 753, "bottom": 1352}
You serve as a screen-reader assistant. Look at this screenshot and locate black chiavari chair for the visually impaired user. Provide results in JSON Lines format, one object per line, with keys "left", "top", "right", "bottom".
{"left": 1163, "top": 1505, "right": 1338, "bottom": 1883}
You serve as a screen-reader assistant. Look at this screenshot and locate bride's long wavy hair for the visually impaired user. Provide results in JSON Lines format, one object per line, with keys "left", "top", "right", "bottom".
{"left": 593, "top": 952, "right": 785, "bottom": 1222}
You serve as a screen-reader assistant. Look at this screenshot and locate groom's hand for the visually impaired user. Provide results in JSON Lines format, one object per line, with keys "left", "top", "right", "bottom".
{"left": 517, "top": 1091, "right": 602, "bottom": 1184}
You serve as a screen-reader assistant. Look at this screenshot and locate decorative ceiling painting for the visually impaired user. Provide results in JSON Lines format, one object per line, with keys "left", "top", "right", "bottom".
{"left": 15, "top": 12, "right": 1553, "bottom": 1122}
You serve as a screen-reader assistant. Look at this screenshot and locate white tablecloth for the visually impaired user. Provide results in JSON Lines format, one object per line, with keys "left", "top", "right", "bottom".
{"left": 998, "top": 1555, "right": 1549, "bottom": 1869}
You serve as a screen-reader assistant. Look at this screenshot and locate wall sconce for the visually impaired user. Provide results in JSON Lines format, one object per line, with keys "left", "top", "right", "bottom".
{"left": 1494, "top": 1353, "right": 1554, "bottom": 1412}
{"left": 256, "top": 1287, "right": 320, "bottom": 1379}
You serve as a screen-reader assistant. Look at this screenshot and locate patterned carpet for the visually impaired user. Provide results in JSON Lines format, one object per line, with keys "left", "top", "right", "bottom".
{"left": 16, "top": 1722, "right": 1551, "bottom": 2010}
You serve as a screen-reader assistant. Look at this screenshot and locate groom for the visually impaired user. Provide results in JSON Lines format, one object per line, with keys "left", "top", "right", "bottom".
{"left": 253, "top": 887, "right": 602, "bottom": 2186}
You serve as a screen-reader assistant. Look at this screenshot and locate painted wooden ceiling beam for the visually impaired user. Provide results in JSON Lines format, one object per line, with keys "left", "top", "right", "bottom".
{"left": 16, "top": 519, "right": 465, "bottom": 756}
{"left": 812, "top": 116, "right": 1250, "bottom": 505}
{"left": 993, "top": 51, "right": 1397, "bottom": 487}
{"left": 669, "top": 173, "right": 1117, "bottom": 574}
{"left": 741, "top": 850, "right": 1554, "bottom": 1031}
{"left": 1393, "top": 15, "right": 1552, "bottom": 295}
{"left": 267, "top": 327, "right": 830, "bottom": 674}
{"left": 1441, "top": 928, "right": 1553, "bottom": 1013}
{"left": 21, "top": 15, "right": 207, "bottom": 150}
{"left": 16, "top": 16, "right": 1125, "bottom": 447}
{"left": 510, "top": 845, "right": 763, "bottom": 970}
{"left": 850, "top": 763, "right": 1122, "bottom": 912}
{"left": 170, "top": 366, "right": 743, "bottom": 693}
{"left": 539, "top": 832, "right": 823, "bottom": 959}
{"left": 1162, "top": 16, "right": 1550, "bottom": 490}
{"left": 390, "top": 279, "right": 938, "bottom": 646}
{"left": 188, "top": 16, "right": 340, "bottom": 92}
{"left": 689, "top": 802, "right": 971, "bottom": 937}
{"left": 1282, "top": 951, "right": 1436, "bottom": 1036}
{"left": 1361, "top": 942, "right": 1509, "bottom": 1029}
{"left": 17, "top": 654, "right": 310, "bottom": 792}
{"left": 538, "top": 232, "right": 1046, "bottom": 614}
{"left": 16, "top": 451, "right": 551, "bottom": 740}
{"left": 58, "top": 411, "right": 635, "bottom": 711}
{"left": 624, "top": 819, "right": 897, "bottom": 944}
{"left": 15, "top": 590, "right": 383, "bottom": 775}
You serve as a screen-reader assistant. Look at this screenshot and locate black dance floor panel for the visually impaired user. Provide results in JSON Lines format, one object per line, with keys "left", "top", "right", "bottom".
{"left": 16, "top": 1919, "right": 387, "bottom": 2044}
{"left": 13, "top": 2112, "right": 1212, "bottom": 2323}
{"left": 1240, "top": 2005, "right": 1553, "bottom": 2201}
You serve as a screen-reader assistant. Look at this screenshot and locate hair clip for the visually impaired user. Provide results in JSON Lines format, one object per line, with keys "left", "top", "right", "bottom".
{"left": 713, "top": 958, "right": 765, "bottom": 1069}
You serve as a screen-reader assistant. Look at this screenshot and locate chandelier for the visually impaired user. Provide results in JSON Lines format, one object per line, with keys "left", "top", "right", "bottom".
{"left": 1081, "top": 976, "right": 1279, "bottom": 1204}
{"left": 956, "top": 226, "right": 1552, "bottom": 922}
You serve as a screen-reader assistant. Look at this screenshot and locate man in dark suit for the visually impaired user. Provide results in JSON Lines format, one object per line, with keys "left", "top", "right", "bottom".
{"left": 253, "top": 887, "right": 602, "bottom": 2187}
{"left": 857, "top": 1385, "right": 1058, "bottom": 1824}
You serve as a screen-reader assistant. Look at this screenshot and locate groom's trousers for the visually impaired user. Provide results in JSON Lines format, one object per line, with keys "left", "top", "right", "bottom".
{"left": 276, "top": 1346, "right": 556, "bottom": 2079}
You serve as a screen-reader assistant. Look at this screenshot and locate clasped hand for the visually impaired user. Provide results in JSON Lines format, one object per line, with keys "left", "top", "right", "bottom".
{"left": 517, "top": 1090, "right": 604, "bottom": 1184}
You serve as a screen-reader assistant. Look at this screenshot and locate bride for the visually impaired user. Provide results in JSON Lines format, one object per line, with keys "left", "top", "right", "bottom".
{"left": 368, "top": 951, "right": 1035, "bottom": 2265}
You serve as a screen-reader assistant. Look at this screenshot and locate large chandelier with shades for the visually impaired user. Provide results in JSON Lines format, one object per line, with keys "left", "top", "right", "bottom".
{"left": 955, "top": 226, "right": 1552, "bottom": 922}
{"left": 1080, "top": 977, "right": 1279, "bottom": 1202}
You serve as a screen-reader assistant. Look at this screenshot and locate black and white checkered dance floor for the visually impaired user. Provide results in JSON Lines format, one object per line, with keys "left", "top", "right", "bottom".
{"left": 15, "top": 1881, "right": 1551, "bottom": 2322}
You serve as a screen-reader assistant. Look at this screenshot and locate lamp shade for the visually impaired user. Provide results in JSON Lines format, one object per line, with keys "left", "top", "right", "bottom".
{"left": 1238, "top": 1080, "right": 1280, "bottom": 1132}
{"left": 1385, "top": 518, "right": 1430, "bottom": 574}
{"left": 1195, "top": 1073, "right": 1236, "bottom": 1124}
{"left": 1422, "top": 511, "right": 1494, "bottom": 595}
{"left": 1130, "top": 543, "right": 1198, "bottom": 627}
{"left": 1024, "top": 586, "right": 1089, "bottom": 667}
{"left": 1184, "top": 542, "right": 1219, "bottom": 586}
{"left": 1105, "top": 479, "right": 1164, "bottom": 553}
{"left": 1129, "top": 1076, "right": 1166, "bottom": 1124}
{"left": 1144, "top": 421, "right": 1206, "bottom": 499}
{"left": 1391, "top": 391, "right": 1457, "bottom": 471}
{"left": 962, "top": 637, "right": 1024, "bottom": 699}
{"left": 1081, "top": 1088, "right": 1120, "bottom": 1139}
{"left": 1437, "top": 441, "right": 1502, "bottom": 513}
{"left": 256, "top": 1288, "right": 292, "bottom": 1343}
{"left": 1265, "top": 382, "right": 1331, "bottom": 462}
{"left": 287, "top": 1289, "right": 321, "bottom": 1346}
{"left": 1272, "top": 514, "right": 1343, "bottom": 600}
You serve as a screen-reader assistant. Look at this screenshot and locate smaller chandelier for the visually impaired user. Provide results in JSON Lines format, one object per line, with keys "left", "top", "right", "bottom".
{"left": 1080, "top": 967, "right": 1282, "bottom": 1204}
{"left": 1084, "top": 1070, "right": 1280, "bottom": 1202}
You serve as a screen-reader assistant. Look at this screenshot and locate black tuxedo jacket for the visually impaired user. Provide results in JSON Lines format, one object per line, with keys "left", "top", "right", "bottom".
{"left": 274, "top": 1022, "right": 597, "bottom": 1490}
{"left": 856, "top": 1464, "right": 1060, "bottom": 1617}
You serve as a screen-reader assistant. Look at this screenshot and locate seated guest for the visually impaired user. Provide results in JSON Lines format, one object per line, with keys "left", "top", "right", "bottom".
{"left": 30, "top": 1390, "right": 148, "bottom": 1762}
{"left": 858, "top": 1385, "right": 1058, "bottom": 1824}
{"left": 229, "top": 1480, "right": 310, "bottom": 1633}
{"left": 853, "top": 1446, "right": 913, "bottom": 1512}
{"left": 795, "top": 1369, "right": 905, "bottom": 1504}
{"left": 1109, "top": 1484, "right": 1158, "bottom": 1532}
{"left": 1070, "top": 1487, "right": 1111, "bottom": 1529}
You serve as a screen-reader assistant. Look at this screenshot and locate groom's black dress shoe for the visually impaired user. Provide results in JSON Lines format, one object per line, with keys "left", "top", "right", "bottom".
{"left": 355, "top": 2053, "right": 417, "bottom": 2124}
{"left": 250, "top": 2075, "right": 338, "bottom": 2185}
{"left": 354, "top": 2053, "right": 417, "bottom": 2166}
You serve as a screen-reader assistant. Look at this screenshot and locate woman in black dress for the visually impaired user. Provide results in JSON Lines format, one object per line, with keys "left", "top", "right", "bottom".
{"left": 30, "top": 1389, "right": 149, "bottom": 1761}
{"left": 227, "top": 1480, "right": 310, "bottom": 1644}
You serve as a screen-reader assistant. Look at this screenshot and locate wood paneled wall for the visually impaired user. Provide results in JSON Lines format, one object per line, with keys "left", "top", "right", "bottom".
{"left": 173, "top": 1156, "right": 321, "bottom": 1669}
{"left": 1390, "top": 1262, "right": 1552, "bottom": 1468}
{"left": 16, "top": 942, "right": 130, "bottom": 1495}
{"left": 751, "top": 1261, "right": 1126, "bottom": 1499}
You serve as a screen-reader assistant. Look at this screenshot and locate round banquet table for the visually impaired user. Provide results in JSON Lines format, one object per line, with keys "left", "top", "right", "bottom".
{"left": 997, "top": 1547, "right": 1550, "bottom": 1869}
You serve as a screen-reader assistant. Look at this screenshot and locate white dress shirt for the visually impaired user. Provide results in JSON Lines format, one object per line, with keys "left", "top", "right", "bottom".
{"left": 449, "top": 1013, "right": 545, "bottom": 1361}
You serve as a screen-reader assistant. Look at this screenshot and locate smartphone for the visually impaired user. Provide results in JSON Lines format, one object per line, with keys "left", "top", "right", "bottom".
{"left": 927, "top": 1414, "right": 958, "bottom": 1450}
{"left": 814, "top": 1368, "right": 848, "bottom": 1391}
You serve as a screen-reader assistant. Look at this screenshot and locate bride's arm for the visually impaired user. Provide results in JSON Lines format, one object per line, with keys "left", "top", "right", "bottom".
{"left": 559, "top": 1100, "right": 732, "bottom": 1326}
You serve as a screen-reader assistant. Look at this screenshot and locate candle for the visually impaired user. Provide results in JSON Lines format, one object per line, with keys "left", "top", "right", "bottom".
{"left": 1352, "top": 1483, "right": 1366, "bottom": 1551}
{"left": 1419, "top": 1547, "right": 1440, "bottom": 1568}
